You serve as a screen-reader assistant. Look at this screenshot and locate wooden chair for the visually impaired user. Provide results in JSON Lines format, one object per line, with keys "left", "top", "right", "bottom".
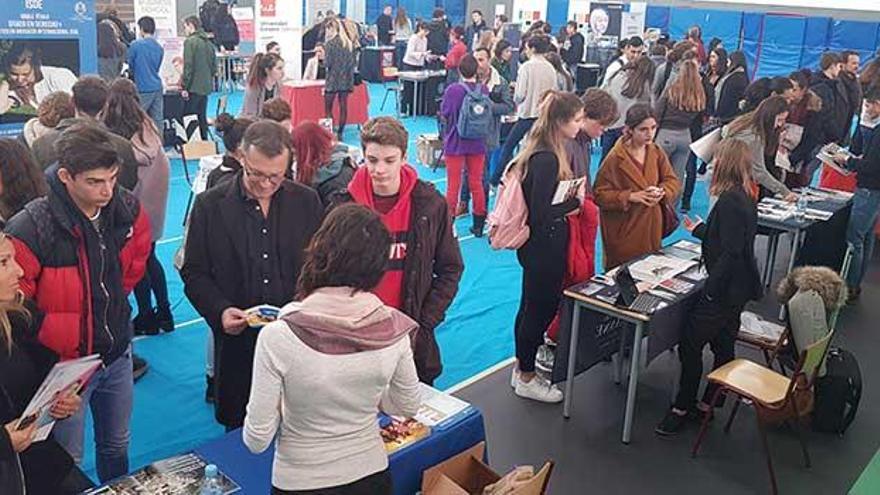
{"left": 178, "top": 140, "right": 219, "bottom": 224}
{"left": 380, "top": 66, "right": 400, "bottom": 117}
{"left": 691, "top": 330, "right": 835, "bottom": 495}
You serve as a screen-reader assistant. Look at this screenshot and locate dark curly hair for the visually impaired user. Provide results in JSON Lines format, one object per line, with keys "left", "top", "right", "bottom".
{"left": 0, "top": 138, "right": 48, "bottom": 219}
{"left": 297, "top": 204, "right": 392, "bottom": 298}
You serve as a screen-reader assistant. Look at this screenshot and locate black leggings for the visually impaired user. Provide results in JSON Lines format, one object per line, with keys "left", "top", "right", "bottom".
{"left": 272, "top": 469, "right": 392, "bottom": 495}
{"left": 324, "top": 91, "right": 350, "bottom": 137}
{"left": 134, "top": 243, "right": 170, "bottom": 314}
{"left": 514, "top": 223, "right": 568, "bottom": 372}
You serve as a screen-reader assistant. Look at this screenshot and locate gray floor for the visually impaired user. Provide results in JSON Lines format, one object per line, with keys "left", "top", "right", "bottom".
{"left": 454, "top": 238, "right": 880, "bottom": 494}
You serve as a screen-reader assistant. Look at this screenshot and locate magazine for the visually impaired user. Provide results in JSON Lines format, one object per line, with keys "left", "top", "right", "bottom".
{"left": 551, "top": 178, "right": 585, "bottom": 205}
{"left": 16, "top": 354, "right": 102, "bottom": 442}
{"left": 414, "top": 384, "right": 471, "bottom": 427}
{"left": 84, "top": 453, "right": 240, "bottom": 494}
{"left": 628, "top": 255, "right": 696, "bottom": 285}
{"left": 816, "top": 143, "right": 853, "bottom": 176}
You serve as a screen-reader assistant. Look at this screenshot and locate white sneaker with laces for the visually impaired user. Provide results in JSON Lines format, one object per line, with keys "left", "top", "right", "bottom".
{"left": 514, "top": 374, "right": 564, "bottom": 403}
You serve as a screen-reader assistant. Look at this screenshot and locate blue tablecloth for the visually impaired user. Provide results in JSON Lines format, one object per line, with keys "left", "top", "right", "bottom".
{"left": 193, "top": 407, "right": 486, "bottom": 495}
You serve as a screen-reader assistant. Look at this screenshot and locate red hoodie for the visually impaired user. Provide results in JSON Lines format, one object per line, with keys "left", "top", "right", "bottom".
{"left": 348, "top": 164, "right": 419, "bottom": 309}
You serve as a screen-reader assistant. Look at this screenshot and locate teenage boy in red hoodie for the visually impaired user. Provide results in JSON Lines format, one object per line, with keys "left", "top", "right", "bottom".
{"left": 331, "top": 117, "right": 463, "bottom": 385}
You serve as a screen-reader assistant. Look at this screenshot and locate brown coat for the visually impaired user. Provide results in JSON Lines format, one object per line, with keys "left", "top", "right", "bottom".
{"left": 594, "top": 139, "right": 681, "bottom": 269}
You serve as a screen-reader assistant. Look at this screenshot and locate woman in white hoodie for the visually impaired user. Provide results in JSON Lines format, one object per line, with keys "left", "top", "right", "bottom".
{"left": 244, "top": 204, "right": 421, "bottom": 495}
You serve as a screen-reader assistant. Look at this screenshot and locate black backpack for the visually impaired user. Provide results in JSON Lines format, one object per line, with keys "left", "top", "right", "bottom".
{"left": 812, "top": 347, "right": 861, "bottom": 435}
{"left": 199, "top": 0, "right": 222, "bottom": 33}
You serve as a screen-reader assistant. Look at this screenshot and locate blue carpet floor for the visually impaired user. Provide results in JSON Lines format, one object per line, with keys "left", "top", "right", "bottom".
{"left": 79, "top": 83, "right": 712, "bottom": 479}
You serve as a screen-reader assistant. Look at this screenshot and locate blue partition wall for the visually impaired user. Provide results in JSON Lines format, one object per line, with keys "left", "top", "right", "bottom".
{"left": 366, "top": 0, "right": 466, "bottom": 26}
{"left": 646, "top": 4, "right": 880, "bottom": 79}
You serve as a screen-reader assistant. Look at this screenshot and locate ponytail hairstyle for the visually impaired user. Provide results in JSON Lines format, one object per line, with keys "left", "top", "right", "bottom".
{"left": 622, "top": 103, "right": 657, "bottom": 140}
{"left": 246, "top": 52, "right": 284, "bottom": 89}
{"left": 621, "top": 56, "right": 655, "bottom": 100}
{"left": 665, "top": 56, "right": 706, "bottom": 112}
{"left": 510, "top": 90, "right": 584, "bottom": 180}
{"left": 214, "top": 113, "right": 255, "bottom": 156}
{"left": 710, "top": 138, "right": 753, "bottom": 197}
{"left": 325, "top": 18, "right": 354, "bottom": 51}
{"left": 726, "top": 95, "right": 789, "bottom": 157}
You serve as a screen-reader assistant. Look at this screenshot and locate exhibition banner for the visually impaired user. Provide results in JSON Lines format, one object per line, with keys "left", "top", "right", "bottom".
{"left": 256, "top": 0, "right": 303, "bottom": 77}
{"left": 0, "top": 0, "right": 97, "bottom": 135}
{"left": 134, "top": 0, "right": 178, "bottom": 39}
{"left": 231, "top": 7, "right": 254, "bottom": 54}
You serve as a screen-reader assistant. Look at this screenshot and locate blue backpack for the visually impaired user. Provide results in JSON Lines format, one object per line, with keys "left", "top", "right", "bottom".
{"left": 456, "top": 83, "right": 492, "bottom": 140}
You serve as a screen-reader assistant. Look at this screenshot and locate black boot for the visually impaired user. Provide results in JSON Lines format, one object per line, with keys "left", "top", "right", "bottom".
{"left": 469, "top": 215, "right": 486, "bottom": 238}
{"left": 132, "top": 354, "right": 149, "bottom": 382}
{"left": 155, "top": 305, "right": 175, "bottom": 333}
{"left": 133, "top": 310, "right": 159, "bottom": 336}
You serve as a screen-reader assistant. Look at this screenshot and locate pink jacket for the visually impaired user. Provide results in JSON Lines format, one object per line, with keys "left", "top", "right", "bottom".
{"left": 131, "top": 120, "right": 170, "bottom": 242}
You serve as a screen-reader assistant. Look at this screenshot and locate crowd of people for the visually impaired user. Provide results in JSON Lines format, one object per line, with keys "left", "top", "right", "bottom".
{"left": 1, "top": 7, "right": 879, "bottom": 495}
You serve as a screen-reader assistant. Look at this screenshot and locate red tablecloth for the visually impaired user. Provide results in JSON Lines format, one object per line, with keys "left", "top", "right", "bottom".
{"left": 281, "top": 81, "right": 369, "bottom": 127}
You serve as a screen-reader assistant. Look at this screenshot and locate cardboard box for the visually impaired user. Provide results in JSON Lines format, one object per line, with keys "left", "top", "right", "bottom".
{"left": 417, "top": 133, "right": 445, "bottom": 169}
{"left": 421, "top": 442, "right": 553, "bottom": 495}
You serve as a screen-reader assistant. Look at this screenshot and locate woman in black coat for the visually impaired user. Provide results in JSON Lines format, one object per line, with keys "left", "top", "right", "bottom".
{"left": 656, "top": 138, "right": 763, "bottom": 435}
{"left": 714, "top": 51, "right": 749, "bottom": 125}
{"left": 0, "top": 233, "right": 83, "bottom": 494}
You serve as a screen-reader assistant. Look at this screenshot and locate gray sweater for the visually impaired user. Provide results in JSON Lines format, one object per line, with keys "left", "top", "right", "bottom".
{"left": 722, "top": 126, "right": 792, "bottom": 197}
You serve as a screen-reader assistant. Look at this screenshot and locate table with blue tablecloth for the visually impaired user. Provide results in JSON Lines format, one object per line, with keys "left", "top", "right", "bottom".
{"left": 193, "top": 407, "right": 486, "bottom": 495}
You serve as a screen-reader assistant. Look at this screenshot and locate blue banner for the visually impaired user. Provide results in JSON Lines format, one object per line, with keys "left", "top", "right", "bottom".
{"left": 0, "top": 0, "right": 96, "bottom": 135}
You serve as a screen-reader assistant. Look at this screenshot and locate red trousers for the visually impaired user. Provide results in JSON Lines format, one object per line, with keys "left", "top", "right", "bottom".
{"left": 445, "top": 154, "right": 486, "bottom": 216}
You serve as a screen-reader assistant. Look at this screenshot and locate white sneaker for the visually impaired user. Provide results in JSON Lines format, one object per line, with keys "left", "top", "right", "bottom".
{"left": 514, "top": 374, "right": 564, "bottom": 403}
{"left": 510, "top": 366, "right": 518, "bottom": 389}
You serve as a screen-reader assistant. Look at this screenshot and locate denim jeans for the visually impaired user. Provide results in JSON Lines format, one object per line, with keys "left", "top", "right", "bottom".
{"left": 845, "top": 187, "right": 880, "bottom": 288}
{"left": 682, "top": 151, "right": 698, "bottom": 209}
{"left": 492, "top": 118, "right": 536, "bottom": 186}
{"left": 139, "top": 91, "right": 164, "bottom": 134}
{"left": 54, "top": 346, "right": 133, "bottom": 483}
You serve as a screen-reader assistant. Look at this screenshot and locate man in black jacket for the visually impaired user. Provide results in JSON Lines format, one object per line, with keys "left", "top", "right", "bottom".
{"left": 812, "top": 52, "right": 850, "bottom": 147}
{"left": 561, "top": 21, "right": 585, "bottom": 77}
{"left": 465, "top": 10, "right": 489, "bottom": 50}
{"left": 330, "top": 117, "right": 463, "bottom": 385}
{"left": 426, "top": 8, "right": 451, "bottom": 65}
{"left": 375, "top": 5, "right": 394, "bottom": 46}
{"left": 181, "top": 121, "right": 323, "bottom": 429}
{"left": 840, "top": 50, "right": 863, "bottom": 145}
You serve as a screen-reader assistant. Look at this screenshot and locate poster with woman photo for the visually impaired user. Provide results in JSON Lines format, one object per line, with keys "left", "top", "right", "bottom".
{"left": 0, "top": 40, "right": 80, "bottom": 124}
{"left": 589, "top": 2, "right": 624, "bottom": 39}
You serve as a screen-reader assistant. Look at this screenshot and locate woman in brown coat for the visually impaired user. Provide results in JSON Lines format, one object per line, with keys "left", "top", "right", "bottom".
{"left": 595, "top": 103, "right": 681, "bottom": 269}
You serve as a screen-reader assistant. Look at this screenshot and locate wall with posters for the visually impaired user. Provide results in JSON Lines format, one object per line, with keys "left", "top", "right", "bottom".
{"left": 0, "top": 0, "right": 97, "bottom": 135}
{"left": 134, "top": 0, "right": 177, "bottom": 38}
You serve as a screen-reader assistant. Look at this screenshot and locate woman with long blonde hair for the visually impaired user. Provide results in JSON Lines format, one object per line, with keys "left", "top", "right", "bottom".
{"left": 657, "top": 138, "right": 762, "bottom": 435}
{"left": 322, "top": 18, "right": 358, "bottom": 138}
{"left": 655, "top": 54, "right": 706, "bottom": 204}
{"left": 509, "top": 90, "right": 585, "bottom": 403}
{"left": 0, "top": 231, "right": 83, "bottom": 493}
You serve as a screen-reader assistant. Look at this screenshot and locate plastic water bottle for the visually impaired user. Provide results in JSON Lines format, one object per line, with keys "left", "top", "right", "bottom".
{"left": 201, "top": 464, "right": 223, "bottom": 495}
{"left": 796, "top": 194, "right": 809, "bottom": 222}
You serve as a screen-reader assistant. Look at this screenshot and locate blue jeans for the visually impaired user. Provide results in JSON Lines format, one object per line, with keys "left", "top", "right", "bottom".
{"left": 54, "top": 346, "right": 133, "bottom": 483}
{"left": 492, "top": 118, "right": 536, "bottom": 186}
{"left": 139, "top": 91, "right": 164, "bottom": 134}
{"left": 845, "top": 187, "right": 880, "bottom": 288}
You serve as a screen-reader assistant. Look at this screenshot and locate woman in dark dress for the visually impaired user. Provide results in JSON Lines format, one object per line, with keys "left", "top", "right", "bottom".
{"left": 0, "top": 231, "right": 84, "bottom": 493}
{"left": 322, "top": 18, "right": 358, "bottom": 139}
